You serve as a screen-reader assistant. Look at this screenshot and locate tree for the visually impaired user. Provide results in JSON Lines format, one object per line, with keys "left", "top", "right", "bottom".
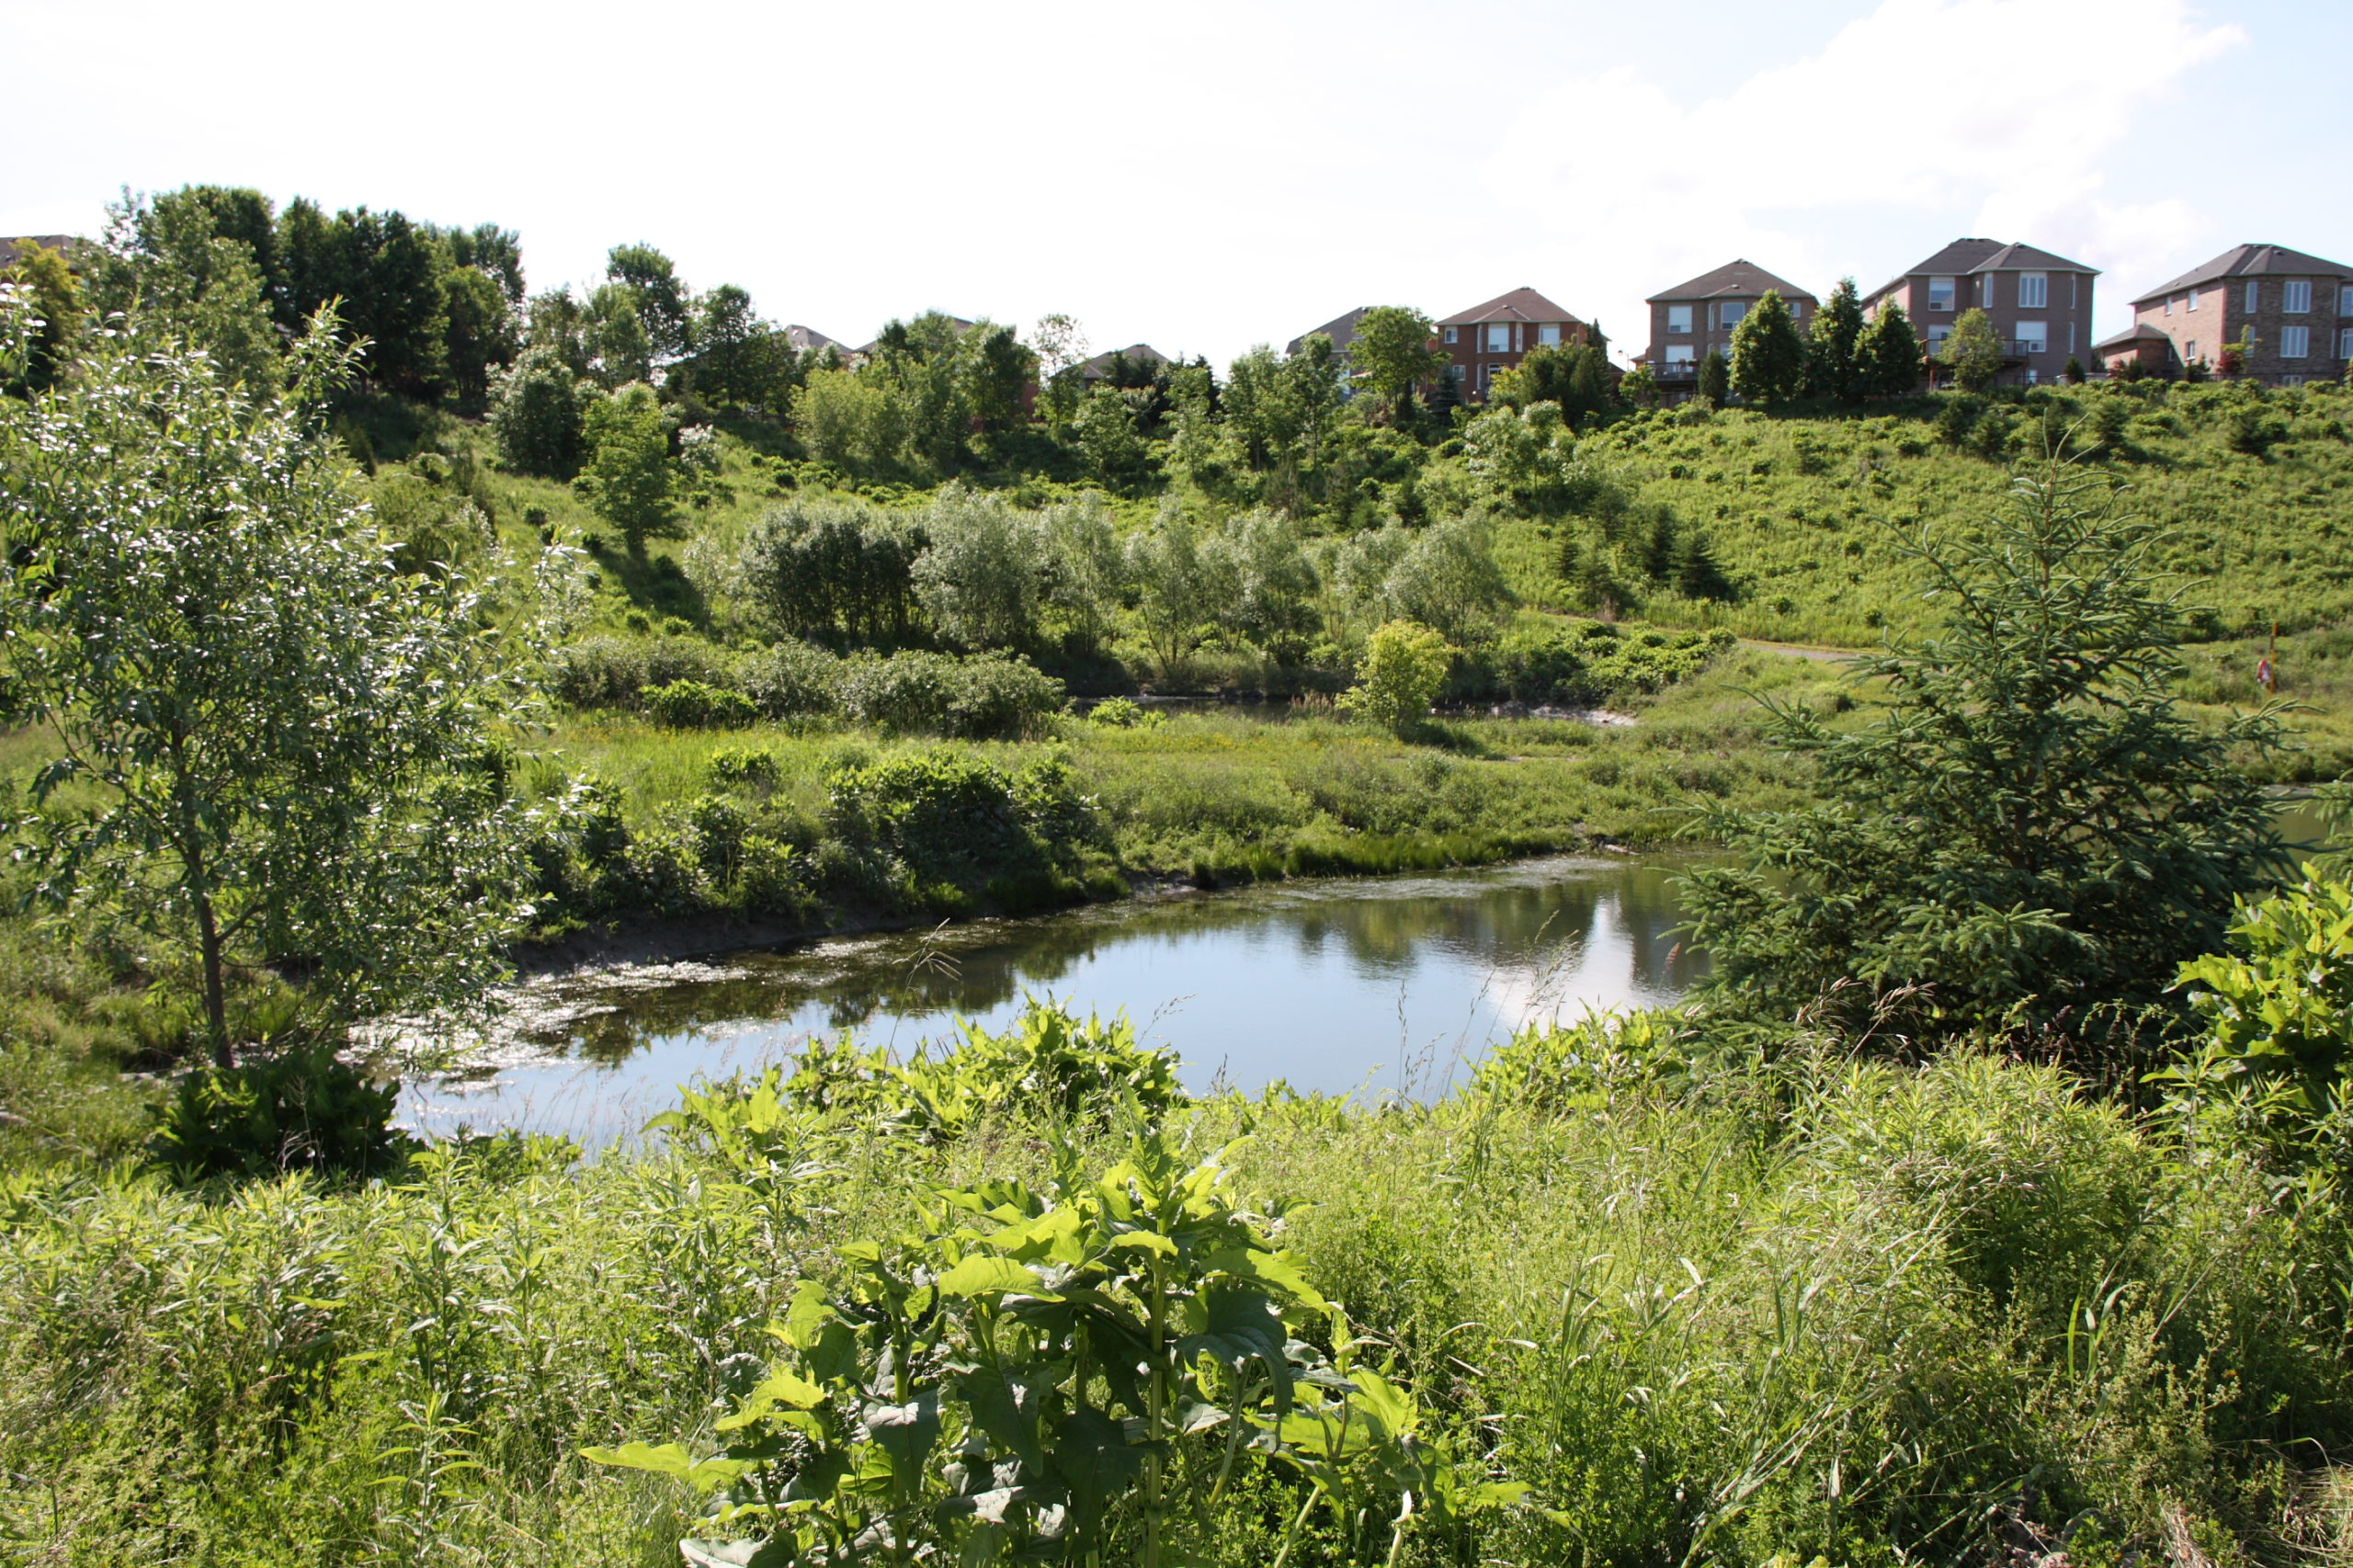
{"left": 733, "top": 498, "right": 920, "bottom": 643}
{"left": 1210, "top": 508, "right": 1319, "bottom": 659}
{"left": 1463, "top": 400, "right": 1579, "bottom": 517}
{"left": 1035, "top": 491, "right": 1128, "bottom": 657}
{"left": 1, "top": 240, "right": 84, "bottom": 394}
{"left": 1858, "top": 303, "right": 1924, "bottom": 397}
{"left": 440, "top": 263, "right": 517, "bottom": 405}
{"left": 488, "top": 345, "right": 588, "bottom": 478}
{"left": 2063, "top": 356, "right": 2087, "bottom": 385}
{"left": 962, "top": 322, "right": 1035, "bottom": 431}
{"left": 1074, "top": 382, "right": 1152, "bottom": 487}
{"left": 793, "top": 367, "right": 915, "bottom": 477}
{"left": 1679, "top": 449, "right": 2290, "bottom": 1037}
{"left": 1729, "top": 290, "right": 1806, "bottom": 405}
{"left": 1338, "top": 620, "right": 1452, "bottom": 735}
{"left": 1939, "top": 306, "right": 2005, "bottom": 394}
{"left": 583, "top": 282, "right": 654, "bottom": 388}
{"left": 1695, "top": 348, "right": 1729, "bottom": 407}
{"left": 91, "top": 190, "right": 284, "bottom": 396}
{"left": 1347, "top": 305, "right": 1447, "bottom": 426}
{"left": 606, "top": 244, "right": 690, "bottom": 364}
{"left": 1804, "top": 278, "right": 1867, "bottom": 402}
{"left": 690, "top": 284, "right": 798, "bottom": 412}
{"left": 577, "top": 381, "right": 676, "bottom": 550}
{"left": 1222, "top": 338, "right": 1342, "bottom": 473}
{"left": 1619, "top": 364, "right": 1661, "bottom": 410}
{"left": 1493, "top": 342, "right": 1615, "bottom": 426}
{"left": 0, "top": 306, "right": 531, "bottom": 1064}
{"left": 912, "top": 484, "right": 1045, "bottom": 650}
{"left": 1125, "top": 503, "right": 1231, "bottom": 679}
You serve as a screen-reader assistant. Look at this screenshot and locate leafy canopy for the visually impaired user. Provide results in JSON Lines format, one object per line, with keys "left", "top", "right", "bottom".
{"left": 0, "top": 303, "right": 535, "bottom": 1063}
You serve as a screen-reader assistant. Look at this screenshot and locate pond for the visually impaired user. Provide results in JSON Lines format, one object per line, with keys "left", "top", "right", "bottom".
{"left": 399, "top": 853, "right": 1704, "bottom": 1146}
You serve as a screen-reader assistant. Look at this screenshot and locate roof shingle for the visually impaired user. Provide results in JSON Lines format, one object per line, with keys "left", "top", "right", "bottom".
{"left": 1648, "top": 259, "right": 1815, "bottom": 303}
{"left": 1438, "top": 287, "right": 1583, "bottom": 327}
{"left": 2132, "top": 243, "right": 2353, "bottom": 304}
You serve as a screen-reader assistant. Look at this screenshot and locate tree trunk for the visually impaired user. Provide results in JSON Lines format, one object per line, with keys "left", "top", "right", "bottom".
{"left": 194, "top": 885, "right": 233, "bottom": 1070}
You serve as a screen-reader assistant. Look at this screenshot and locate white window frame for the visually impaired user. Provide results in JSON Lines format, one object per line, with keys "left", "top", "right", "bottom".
{"left": 2340, "top": 326, "right": 2353, "bottom": 358}
{"left": 2018, "top": 271, "right": 2048, "bottom": 308}
{"left": 1665, "top": 344, "right": 1696, "bottom": 366}
{"left": 2186, "top": 289, "right": 2198, "bottom": 312}
{"left": 2245, "top": 281, "right": 2260, "bottom": 312}
{"left": 1666, "top": 304, "right": 1692, "bottom": 334}
{"left": 1717, "top": 301, "right": 1748, "bottom": 329}
{"left": 1927, "top": 276, "right": 1955, "bottom": 312}
{"left": 1979, "top": 274, "right": 1998, "bottom": 309}
{"left": 2281, "top": 324, "right": 2311, "bottom": 358}
{"left": 2285, "top": 280, "right": 2313, "bottom": 313}
{"left": 2342, "top": 284, "right": 2353, "bottom": 316}
{"left": 1484, "top": 323, "right": 1511, "bottom": 353}
{"left": 1927, "top": 324, "right": 1952, "bottom": 350}
{"left": 1538, "top": 324, "right": 1562, "bottom": 347}
{"left": 2015, "top": 321, "right": 2048, "bottom": 355}
{"left": 1441, "top": 325, "right": 1458, "bottom": 344}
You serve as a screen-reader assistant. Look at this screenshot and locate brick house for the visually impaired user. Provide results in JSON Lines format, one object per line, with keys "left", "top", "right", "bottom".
{"left": 2114, "top": 244, "right": 2353, "bottom": 385}
{"left": 1075, "top": 344, "right": 1171, "bottom": 383}
{"left": 1435, "top": 287, "right": 1593, "bottom": 403}
{"left": 1860, "top": 238, "right": 2097, "bottom": 387}
{"left": 1639, "top": 260, "right": 1816, "bottom": 400}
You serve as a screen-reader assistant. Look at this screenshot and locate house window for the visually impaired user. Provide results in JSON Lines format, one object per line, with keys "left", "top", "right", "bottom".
{"left": 1484, "top": 324, "right": 1511, "bottom": 353}
{"left": 1979, "top": 275, "right": 1999, "bottom": 309}
{"left": 2340, "top": 327, "right": 2353, "bottom": 358}
{"left": 2164, "top": 297, "right": 2173, "bottom": 316}
{"left": 2187, "top": 341, "right": 2199, "bottom": 361}
{"left": 2187, "top": 289, "right": 2198, "bottom": 312}
{"left": 2285, "top": 280, "right": 2313, "bottom": 313}
{"left": 2245, "top": 281, "right": 2260, "bottom": 312}
{"left": 2285, "top": 377, "right": 2305, "bottom": 387}
{"left": 2282, "top": 324, "right": 2311, "bottom": 358}
{"left": 1665, "top": 344, "right": 1696, "bottom": 366}
{"left": 1666, "top": 304, "right": 1692, "bottom": 334}
{"left": 1927, "top": 324, "right": 1951, "bottom": 351}
{"left": 1442, "top": 326, "right": 1458, "bottom": 344}
{"left": 1538, "top": 324, "right": 1562, "bottom": 347}
{"left": 2067, "top": 323, "right": 2075, "bottom": 354}
{"left": 2342, "top": 284, "right": 2353, "bottom": 316}
{"left": 2016, "top": 321, "right": 2048, "bottom": 355}
{"left": 2018, "top": 272, "right": 2048, "bottom": 308}
{"left": 1927, "top": 277, "right": 1955, "bottom": 312}
{"left": 1717, "top": 301, "right": 1748, "bottom": 329}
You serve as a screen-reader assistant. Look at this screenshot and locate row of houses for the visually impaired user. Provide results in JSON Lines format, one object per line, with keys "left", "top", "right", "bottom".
{"left": 1278, "top": 239, "right": 2353, "bottom": 406}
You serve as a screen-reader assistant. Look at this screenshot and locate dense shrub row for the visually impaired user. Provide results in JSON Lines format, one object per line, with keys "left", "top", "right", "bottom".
{"left": 547, "top": 633, "right": 1064, "bottom": 739}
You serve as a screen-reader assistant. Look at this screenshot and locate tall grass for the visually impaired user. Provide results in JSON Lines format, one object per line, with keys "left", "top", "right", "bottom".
{"left": 3, "top": 1039, "right": 2345, "bottom": 1564}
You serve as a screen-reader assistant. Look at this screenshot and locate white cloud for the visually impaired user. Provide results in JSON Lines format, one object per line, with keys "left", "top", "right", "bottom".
{"left": 1482, "top": 0, "right": 2243, "bottom": 353}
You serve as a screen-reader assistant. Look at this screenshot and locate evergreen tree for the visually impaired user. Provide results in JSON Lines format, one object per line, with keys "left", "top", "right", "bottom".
{"left": 1695, "top": 347, "right": 1729, "bottom": 408}
{"left": 1939, "top": 307, "right": 2005, "bottom": 394}
{"left": 1729, "top": 290, "right": 1806, "bottom": 405}
{"left": 1804, "top": 278, "right": 1866, "bottom": 402}
{"left": 1679, "top": 450, "right": 2290, "bottom": 1038}
{"left": 1859, "top": 303, "right": 1924, "bottom": 397}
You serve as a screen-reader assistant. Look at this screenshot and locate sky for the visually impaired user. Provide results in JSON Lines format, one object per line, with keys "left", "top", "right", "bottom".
{"left": 5, "top": 0, "right": 2345, "bottom": 370}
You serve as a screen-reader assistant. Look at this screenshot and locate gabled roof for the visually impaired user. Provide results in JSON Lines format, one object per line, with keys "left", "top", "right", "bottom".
{"left": 1076, "top": 344, "right": 1169, "bottom": 378}
{"left": 1648, "top": 259, "right": 1815, "bottom": 304}
{"left": 784, "top": 324, "right": 846, "bottom": 354}
{"left": 1438, "top": 287, "right": 1583, "bottom": 327}
{"left": 1287, "top": 306, "right": 1371, "bottom": 358}
{"left": 855, "top": 316, "right": 977, "bottom": 355}
{"left": 1972, "top": 241, "right": 2096, "bottom": 275}
{"left": 1862, "top": 237, "right": 2094, "bottom": 307}
{"left": 2133, "top": 243, "right": 2353, "bottom": 304}
{"left": 2095, "top": 322, "right": 2171, "bottom": 350}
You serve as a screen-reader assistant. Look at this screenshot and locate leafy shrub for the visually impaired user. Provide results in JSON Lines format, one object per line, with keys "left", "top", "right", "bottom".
{"left": 150, "top": 1047, "right": 406, "bottom": 1182}
{"left": 1338, "top": 619, "right": 1451, "bottom": 735}
{"left": 738, "top": 638, "right": 841, "bottom": 719}
{"left": 547, "top": 634, "right": 737, "bottom": 710}
{"left": 835, "top": 651, "right": 1063, "bottom": 739}
{"left": 706, "top": 746, "right": 781, "bottom": 790}
{"left": 1086, "top": 696, "right": 1162, "bottom": 729}
{"left": 730, "top": 833, "right": 813, "bottom": 918}
{"left": 1476, "top": 620, "right": 1733, "bottom": 707}
{"left": 1470, "top": 1007, "right": 1695, "bottom": 1114}
{"left": 643, "top": 679, "right": 759, "bottom": 730}
{"left": 826, "top": 748, "right": 1026, "bottom": 874}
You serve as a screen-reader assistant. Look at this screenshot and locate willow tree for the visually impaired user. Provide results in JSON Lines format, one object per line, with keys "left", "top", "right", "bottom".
{"left": 1680, "top": 449, "right": 2290, "bottom": 1040}
{"left": 0, "top": 304, "right": 534, "bottom": 1064}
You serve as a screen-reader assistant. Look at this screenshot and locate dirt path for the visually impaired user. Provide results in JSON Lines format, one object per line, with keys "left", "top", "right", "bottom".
{"left": 1737, "top": 636, "right": 1861, "bottom": 665}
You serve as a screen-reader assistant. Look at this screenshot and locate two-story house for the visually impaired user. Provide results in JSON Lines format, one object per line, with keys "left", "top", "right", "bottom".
{"left": 1286, "top": 306, "right": 1371, "bottom": 367}
{"left": 1435, "top": 287, "right": 1593, "bottom": 403}
{"left": 2104, "top": 244, "right": 2353, "bottom": 385}
{"left": 1861, "top": 238, "right": 2097, "bottom": 387}
{"left": 1640, "top": 260, "right": 1816, "bottom": 399}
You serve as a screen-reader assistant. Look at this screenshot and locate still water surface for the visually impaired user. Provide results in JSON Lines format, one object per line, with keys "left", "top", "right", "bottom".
{"left": 400, "top": 855, "right": 1702, "bottom": 1146}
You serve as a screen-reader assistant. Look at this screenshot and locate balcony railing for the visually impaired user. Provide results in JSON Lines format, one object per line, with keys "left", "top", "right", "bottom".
{"left": 1654, "top": 361, "right": 1699, "bottom": 380}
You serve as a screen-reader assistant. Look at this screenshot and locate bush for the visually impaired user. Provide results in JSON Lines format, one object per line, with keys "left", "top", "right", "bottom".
{"left": 547, "top": 634, "right": 737, "bottom": 710}
{"left": 835, "top": 650, "right": 1063, "bottom": 739}
{"left": 1086, "top": 696, "right": 1162, "bottom": 729}
{"left": 642, "top": 679, "right": 758, "bottom": 730}
{"left": 150, "top": 1047, "right": 406, "bottom": 1183}
{"left": 1338, "top": 619, "right": 1452, "bottom": 735}
{"left": 706, "top": 746, "right": 781, "bottom": 790}
{"left": 1477, "top": 620, "right": 1733, "bottom": 707}
{"left": 738, "top": 638, "right": 841, "bottom": 720}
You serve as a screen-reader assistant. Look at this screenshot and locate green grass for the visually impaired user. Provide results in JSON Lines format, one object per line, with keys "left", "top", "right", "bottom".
{"left": 3, "top": 1035, "right": 2347, "bottom": 1564}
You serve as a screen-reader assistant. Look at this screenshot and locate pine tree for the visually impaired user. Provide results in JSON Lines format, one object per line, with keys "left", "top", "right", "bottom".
{"left": 1695, "top": 348, "right": 1729, "bottom": 408}
{"left": 1859, "top": 303, "right": 1924, "bottom": 398}
{"left": 1804, "top": 278, "right": 1866, "bottom": 402}
{"left": 1729, "top": 290, "right": 1806, "bottom": 405}
{"left": 1679, "top": 450, "right": 2290, "bottom": 1039}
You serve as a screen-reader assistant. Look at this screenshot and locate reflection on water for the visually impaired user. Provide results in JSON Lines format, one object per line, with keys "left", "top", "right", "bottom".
{"left": 401, "top": 855, "right": 1702, "bottom": 1145}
